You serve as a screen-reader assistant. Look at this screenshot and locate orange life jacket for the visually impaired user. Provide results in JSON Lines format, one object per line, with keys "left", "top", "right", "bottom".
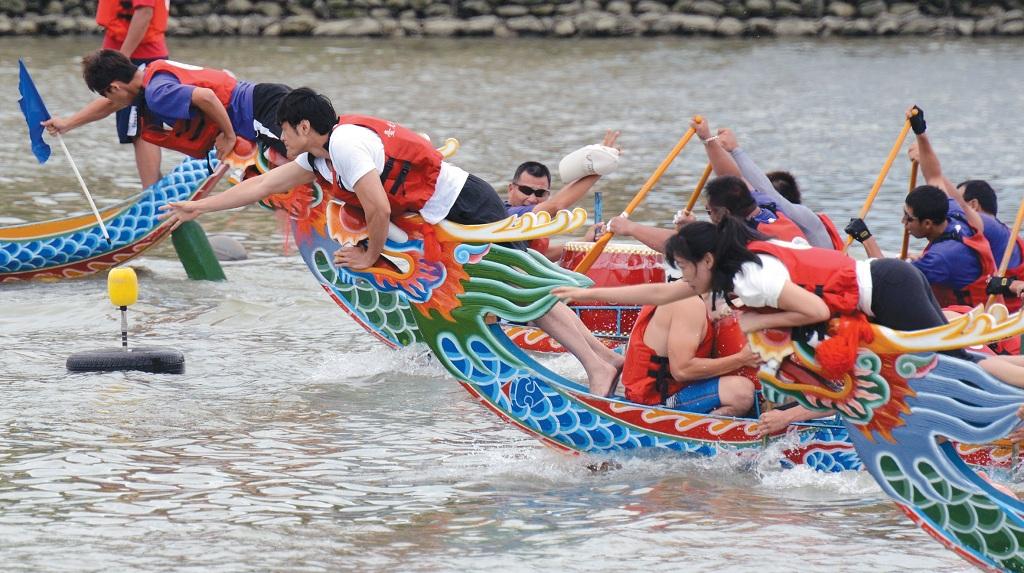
{"left": 621, "top": 305, "right": 715, "bottom": 405}
{"left": 747, "top": 240, "right": 860, "bottom": 315}
{"left": 138, "top": 61, "right": 240, "bottom": 159}
{"left": 313, "top": 115, "right": 443, "bottom": 213}
{"left": 817, "top": 212, "right": 845, "bottom": 250}
{"left": 714, "top": 314, "right": 760, "bottom": 388}
{"left": 927, "top": 225, "right": 997, "bottom": 309}
{"left": 96, "top": 0, "right": 169, "bottom": 46}
{"left": 529, "top": 237, "right": 550, "bottom": 254}
{"left": 755, "top": 210, "right": 806, "bottom": 243}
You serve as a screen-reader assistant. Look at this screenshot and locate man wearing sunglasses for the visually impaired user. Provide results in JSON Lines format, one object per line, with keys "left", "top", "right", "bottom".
{"left": 505, "top": 130, "right": 621, "bottom": 261}
{"left": 845, "top": 107, "right": 997, "bottom": 311}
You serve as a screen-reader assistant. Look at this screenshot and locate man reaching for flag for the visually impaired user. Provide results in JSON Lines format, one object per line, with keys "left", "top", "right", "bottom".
{"left": 42, "top": 50, "right": 292, "bottom": 179}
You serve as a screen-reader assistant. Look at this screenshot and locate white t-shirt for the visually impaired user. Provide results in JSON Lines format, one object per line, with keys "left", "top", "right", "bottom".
{"left": 295, "top": 124, "right": 469, "bottom": 224}
{"left": 731, "top": 240, "right": 874, "bottom": 316}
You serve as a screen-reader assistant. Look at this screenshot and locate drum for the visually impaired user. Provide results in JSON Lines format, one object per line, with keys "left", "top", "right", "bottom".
{"left": 558, "top": 241, "right": 665, "bottom": 337}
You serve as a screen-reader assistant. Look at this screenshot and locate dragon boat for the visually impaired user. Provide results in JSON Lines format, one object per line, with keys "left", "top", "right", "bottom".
{"left": 306, "top": 204, "right": 1024, "bottom": 570}
{"left": 240, "top": 138, "right": 1024, "bottom": 569}
{"left": 1, "top": 156, "right": 227, "bottom": 282}
{"left": 249, "top": 173, "right": 1020, "bottom": 477}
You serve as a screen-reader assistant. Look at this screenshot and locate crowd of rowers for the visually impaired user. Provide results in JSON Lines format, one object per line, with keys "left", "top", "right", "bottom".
{"left": 44, "top": 50, "right": 1024, "bottom": 437}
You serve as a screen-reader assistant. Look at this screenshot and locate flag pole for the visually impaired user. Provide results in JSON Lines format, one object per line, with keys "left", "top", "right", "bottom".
{"left": 56, "top": 134, "right": 112, "bottom": 244}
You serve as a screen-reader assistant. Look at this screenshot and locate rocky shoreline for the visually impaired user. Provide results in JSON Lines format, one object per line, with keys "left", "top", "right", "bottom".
{"left": 1, "top": 0, "right": 1022, "bottom": 37}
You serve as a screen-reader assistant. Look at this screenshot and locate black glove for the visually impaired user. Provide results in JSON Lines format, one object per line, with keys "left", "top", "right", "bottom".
{"left": 987, "top": 276, "right": 1014, "bottom": 297}
{"left": 909, "top": 106, "right": 926, "bottom": 135}
{"left": 844, "top": 218, "right": 872, "bottom": 243}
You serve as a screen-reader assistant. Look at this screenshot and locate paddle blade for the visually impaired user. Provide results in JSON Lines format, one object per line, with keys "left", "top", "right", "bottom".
{"left": 17, "top": 59, "right": 52, "bottom": 164}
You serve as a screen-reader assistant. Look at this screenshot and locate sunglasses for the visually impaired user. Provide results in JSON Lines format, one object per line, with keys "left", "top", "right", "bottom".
{"left": 514, "top": 183, "right": 550, "bottom": 198}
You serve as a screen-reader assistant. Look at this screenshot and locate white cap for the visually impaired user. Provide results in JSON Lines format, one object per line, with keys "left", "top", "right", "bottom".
{"left": 558, "top": 144, "right": 620, "bottom": 184}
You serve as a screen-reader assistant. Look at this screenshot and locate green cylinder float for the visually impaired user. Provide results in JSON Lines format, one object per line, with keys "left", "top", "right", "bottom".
{"left": 171, "top": 220, "right": 226, "bottom": 281}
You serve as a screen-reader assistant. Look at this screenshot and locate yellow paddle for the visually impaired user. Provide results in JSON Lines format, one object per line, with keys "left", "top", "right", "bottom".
{"left": 985, "top": 197, "right": 1024, "bottom": 309}
{"left": 843, "top": 109, "right": 918, "bottom": 252}
{"left": 899, "top": 160, "right": 919, "bottom": 260}
{"left": 684, "top": 162, "right": 715, "bottom": 214}
{"left": 574, "top": 116, "right": 703, "bottom": 274}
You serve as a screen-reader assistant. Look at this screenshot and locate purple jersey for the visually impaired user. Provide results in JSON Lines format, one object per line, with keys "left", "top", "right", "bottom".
{"left": 144, "top": 70, "right": 256, "bottom": 140}
{"left": 914, "top": 216, "right": 982, "bottom": 290}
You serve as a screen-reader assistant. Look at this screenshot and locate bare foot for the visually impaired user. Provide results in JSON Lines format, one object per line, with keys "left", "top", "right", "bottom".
{"left": 587, "top": 360, "right": 620, "bottom": 398}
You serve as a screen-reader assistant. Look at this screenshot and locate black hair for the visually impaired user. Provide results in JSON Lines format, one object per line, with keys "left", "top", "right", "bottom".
{"left": 276, "top": 87, "right": 338, "bottom": 135}
{"left": 959, "top": 179, "right": 997, "bottom": 216}
{"left": 664, "top": 216, "right": 765, "bottom": 297}
{"left": 767, "top": 171, "right": 801, "bottom": 205}
{"left": 706, "top": 176, "right": 757, "bottom": 217}
{"left": 905, "top": 185, "right": 949, "bottom": 225}
{"left": 512, "top": 161, "right": 551, "bottom": 186}
{"left": 82, "top": 49, "right": 137, "bottom": 94}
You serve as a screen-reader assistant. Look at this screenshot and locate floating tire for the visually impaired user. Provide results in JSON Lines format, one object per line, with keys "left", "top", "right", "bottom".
{"left": 66, "top": 346, "right": 185, "bottom": 374}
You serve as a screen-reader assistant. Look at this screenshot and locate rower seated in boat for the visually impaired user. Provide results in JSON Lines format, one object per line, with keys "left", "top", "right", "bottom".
{"left": 619, "top": 294, "right": 758, "bottom": 417}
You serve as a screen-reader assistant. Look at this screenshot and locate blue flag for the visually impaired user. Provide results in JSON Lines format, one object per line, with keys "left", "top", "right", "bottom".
{"left": 18, "top": 59, "right": 52, "bottom": 164}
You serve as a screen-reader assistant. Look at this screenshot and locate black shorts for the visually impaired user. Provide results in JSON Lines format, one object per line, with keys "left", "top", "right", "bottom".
{"left": 868, "top": 258, "right": 979, "bottom": 362}
{"left": 116, "top": 57, "right": 167, "bottom": 144}
{"left": 252, "top": 83, "right": 290, "bottom": 156}
{"left": 446, "top": 174, "right": 527, "bottom": 251}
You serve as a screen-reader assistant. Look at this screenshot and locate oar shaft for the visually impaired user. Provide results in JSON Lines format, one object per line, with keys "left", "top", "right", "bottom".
{"left": 684, "top": 162, "right": 714, "bottom": 213}
{"left": 899, "top": 161, "right": 919, "bottom": 260}
{"left": 574, "top": 120, "right": 701, "bottom": 274}
{"left": 57, "top": 134, "right": 111, "bottom": 244}
{"left": 843, "top": 118, "right": 914, "bottom": 252}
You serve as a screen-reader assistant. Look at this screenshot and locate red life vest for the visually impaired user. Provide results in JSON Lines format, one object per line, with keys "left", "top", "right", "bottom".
{"left": 138, "top": 61, "right": 240, "bottom": 159}
{"left": 817, "top": 212, "right": 845, "bottom": 250}
{"left": 621, "top": 305, "right": 715, "bottom": 405}
{"left": 313, "top": 115, "right": 443, "bottom": 213}
{"left": 747, "top": 240, "right": 860, "bottom": 315}
{"left": 756, "top": 210, "right": 806, "bottom": 243}
{"left": 714, "top": 314, "right": 760, "bottom": 388}
{"left": 529, "top": 237, "right": 551, "bottom": 254}
{"left": 927, "top": 226, "right": 997, "bottom": 309}
{"left": 96, "top": 0, "right": 168, "bottom": 45}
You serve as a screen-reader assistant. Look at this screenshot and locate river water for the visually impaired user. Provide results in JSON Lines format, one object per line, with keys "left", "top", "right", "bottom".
{"left": 3, "top": 36, "right": 1023, "bottom": 571}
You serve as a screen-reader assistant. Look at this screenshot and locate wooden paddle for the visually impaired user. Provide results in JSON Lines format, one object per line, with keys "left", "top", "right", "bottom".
{"left": 684, "top": 162, "right": 715, "bottom": 214}
{"left": 899, "top": 160, "right": 919, "bottom": 260}
{"left": 985, "top": 196, "right": 1024, "bottom": 308}
{"left": 843, "top": 109, "right": 918, "bottom": 252}
{"left": 574, "top": 117, "right": 703, "bottom": 274}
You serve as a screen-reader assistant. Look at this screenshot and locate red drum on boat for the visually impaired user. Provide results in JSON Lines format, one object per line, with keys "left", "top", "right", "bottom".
{"left": 558, "top": 241, "right": 665, "bottom": 337}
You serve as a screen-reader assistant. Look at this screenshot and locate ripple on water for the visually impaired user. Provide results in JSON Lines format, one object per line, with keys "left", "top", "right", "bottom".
{"left": 2, "top": 36, "right": 1007, "bottom": 572}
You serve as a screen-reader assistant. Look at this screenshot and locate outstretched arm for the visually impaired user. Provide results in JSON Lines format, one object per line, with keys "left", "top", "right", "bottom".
{"left": 719, "top": 128, "right": 831, "bottom": 248}
{"left": 693, "top": 118, "right": 742, "bottom": 178}
{"left": 605, "top": 215, "right": 674, "bottom": 252}
{"left": 910, "top": 107, "right": 984, "bottom": 235}
{"left": 553, "top": 278, "right": 696, "bottom": 307}
{"left": 159, "top": 160, "right": 314, "bottom": 229}
{"left": 41, "top": 97, "right": 122, "bottom": 135}
{"left": 533, "top": 130, "right": 621, "bottom": 215}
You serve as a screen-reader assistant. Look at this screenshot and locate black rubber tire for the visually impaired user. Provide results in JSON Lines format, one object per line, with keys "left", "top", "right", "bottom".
{"left": 66, "top": 346, "right": 185, "bottom": 374}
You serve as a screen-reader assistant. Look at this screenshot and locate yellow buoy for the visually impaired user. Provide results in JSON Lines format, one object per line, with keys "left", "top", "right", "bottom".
{"left": 108, "top": 267, "right": 138, "bottom": 308}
